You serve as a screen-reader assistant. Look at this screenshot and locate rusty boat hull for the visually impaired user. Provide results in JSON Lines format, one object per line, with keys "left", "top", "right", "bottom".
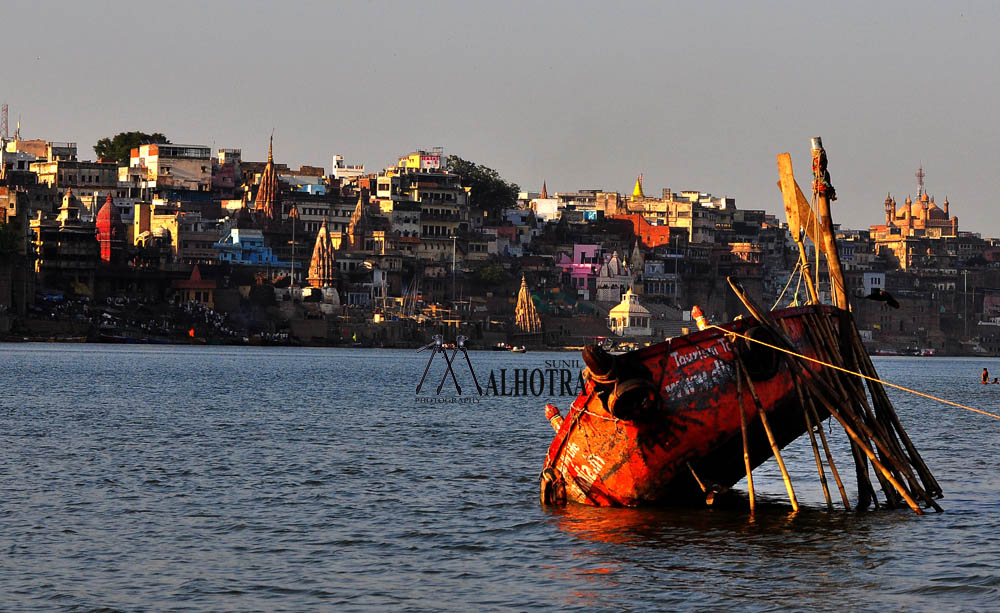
{"left": 543, "top": 304, "right": 842, "bottom": 507}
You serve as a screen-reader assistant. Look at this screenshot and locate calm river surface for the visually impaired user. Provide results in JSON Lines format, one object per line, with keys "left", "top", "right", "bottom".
{"left": 2, "top": 344, "right": 1000, "bottom": 610}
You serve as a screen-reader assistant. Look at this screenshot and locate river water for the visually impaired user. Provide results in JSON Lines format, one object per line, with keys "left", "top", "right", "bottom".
{"left": 1, "top": 344, "right": 1000, "bottom": 610}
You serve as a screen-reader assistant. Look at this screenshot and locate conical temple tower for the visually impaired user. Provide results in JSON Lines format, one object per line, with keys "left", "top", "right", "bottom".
{"left": 346, "top": 189, "right": 371, "bottom": 251}
{"left": 307, "top": 218, "right": 337, "bottom": 287}
{"left": 631, "top": 173, "right": 645, "bottom": 199}
{"left": 514, "top": 275, "right": 542, "bottom": 333}
{"left": 254, "top": 136, "right": 279, "bottom": 227}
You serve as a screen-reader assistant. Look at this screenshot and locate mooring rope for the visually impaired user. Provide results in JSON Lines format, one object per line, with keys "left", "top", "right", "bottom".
{"left": 710, "top": 325, "right": 1000, "bottom": 421}
{"left": 771, "top": 260, "right": 801, "bottom": 311}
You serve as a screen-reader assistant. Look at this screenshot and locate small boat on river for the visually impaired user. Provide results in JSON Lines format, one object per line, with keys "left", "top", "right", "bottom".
{"left": 540, "top": 138, "right": 942, "bottom": 514}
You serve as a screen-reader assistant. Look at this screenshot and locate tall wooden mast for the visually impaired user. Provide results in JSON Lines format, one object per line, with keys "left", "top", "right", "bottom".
{"left": 810, "top": 137, "right": 848, "bottom": 309}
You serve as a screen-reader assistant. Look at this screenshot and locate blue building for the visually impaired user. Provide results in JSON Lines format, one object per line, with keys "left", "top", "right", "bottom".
{"left": 215, "top": 228, "right": 297, "bottom": 271}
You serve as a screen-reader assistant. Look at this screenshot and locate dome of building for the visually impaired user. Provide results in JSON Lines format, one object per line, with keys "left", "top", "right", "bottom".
{"left": 96, "top": 193, "right": 122, "bottom": 229}
{"left": 95, "top": 193, "right": 125, "bottom": 264}
{"left": 927, "top": 201, "right": 948, "bottom": 220}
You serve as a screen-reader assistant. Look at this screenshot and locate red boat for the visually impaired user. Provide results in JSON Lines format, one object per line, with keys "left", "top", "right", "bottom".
{"left": 540, "top": 139, "right": 941, "bottom": 512}
{"left": 541, "top": 304, "right": 835, "bottom": 507}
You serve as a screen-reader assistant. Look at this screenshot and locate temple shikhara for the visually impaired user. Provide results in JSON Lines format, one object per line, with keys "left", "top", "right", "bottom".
{"left": 254, "top": 137, "right": 279, "bottom": 228}
{"left": 514, "top": 275, "right": 542, "bottom": 334}
{"left": 307, "top": 218, "right": 337, "bottom": 288}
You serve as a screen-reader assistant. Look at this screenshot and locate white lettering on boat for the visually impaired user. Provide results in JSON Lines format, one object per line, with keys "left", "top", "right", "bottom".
{"left": 670, "top": 338, "right": 731, "bottom": 368}
{"left": 663, "top": 347, "right": 735, "bottom": 401}
{"left": 556, "top": 443, "right": 606, "bottom": 492}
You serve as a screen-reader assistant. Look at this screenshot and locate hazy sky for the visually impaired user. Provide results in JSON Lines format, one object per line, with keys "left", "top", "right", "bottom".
{"left": 4, "top": 1, "right": 999, "bottom": 234}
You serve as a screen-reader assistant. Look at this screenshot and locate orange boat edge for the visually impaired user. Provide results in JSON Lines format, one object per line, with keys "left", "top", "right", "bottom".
{"left": 541, "top": 304, "right": 838, "bottom": 507}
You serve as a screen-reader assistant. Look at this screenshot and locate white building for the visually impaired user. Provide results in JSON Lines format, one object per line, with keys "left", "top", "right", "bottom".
{"left": 608, "top": 289, "right": 652, "bottom": 336}
{"left": 332, "top": 155, "right": 365, "bottom": 180}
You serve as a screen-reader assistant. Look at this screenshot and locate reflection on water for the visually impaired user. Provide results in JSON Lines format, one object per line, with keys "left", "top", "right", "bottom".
{"left": 1, "top": 347, "right": 1000, "bottom": 609}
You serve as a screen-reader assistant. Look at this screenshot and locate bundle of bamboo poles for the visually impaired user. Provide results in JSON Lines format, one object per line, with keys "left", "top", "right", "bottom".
{"left": 726, "top": 277, "right": 942, "bottom": 515}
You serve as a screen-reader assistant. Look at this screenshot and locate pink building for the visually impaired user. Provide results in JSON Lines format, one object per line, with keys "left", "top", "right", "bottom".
{"left": 556, "top": 244, "right": 603, "bottom": 300}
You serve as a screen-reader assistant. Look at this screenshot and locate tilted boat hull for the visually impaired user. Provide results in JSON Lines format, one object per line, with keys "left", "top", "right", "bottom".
{"left": 543, "top": 304, "right": 839, "bottom": 506}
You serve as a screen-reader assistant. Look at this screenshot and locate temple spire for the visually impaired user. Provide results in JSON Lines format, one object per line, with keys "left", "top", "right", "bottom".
{"left": 255, "top": 136, "right": 279, "bottom": 226}
{"left": 307, "top": 217, "right": 338, "bottom": 287}
{"left": 540, "top": 181, "right": 548, "bottom": 199}
{"left": 347, "top": 190, "right": 371, "bottom": 251}
{"left": 632, "top": 173, "right": 645, "bottom": 199}
{"left": 514, "top": 275, "right": 542, "bottom": 334}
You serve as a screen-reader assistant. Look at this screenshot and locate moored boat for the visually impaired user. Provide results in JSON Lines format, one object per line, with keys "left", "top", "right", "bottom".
{"left": 540, "top": 138, "right": 941, "bottom": 514}
{"left": 542, "top": 304, "right": 837, "bottom": 506}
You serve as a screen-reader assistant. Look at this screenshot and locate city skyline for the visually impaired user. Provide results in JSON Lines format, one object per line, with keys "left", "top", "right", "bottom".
{"left": 3, "top": 1, "right": 996, "bottom": 233}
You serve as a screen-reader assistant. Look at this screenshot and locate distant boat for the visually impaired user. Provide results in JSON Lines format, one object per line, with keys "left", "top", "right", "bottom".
{"left": 510, "top": 346, "right": 527, "bottom": 353}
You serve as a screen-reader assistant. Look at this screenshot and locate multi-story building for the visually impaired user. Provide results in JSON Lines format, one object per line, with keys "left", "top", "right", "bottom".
{"left": 375, "top": 149, "right": 470, "bottom": 262}
{"left": 121, "top": 143, "right": 213, "bottom": 194}
{"left": 30, "top": 158, "right": 119, "bottom": 216}
{"left": 331, "top": 155, "right": 365, "bottom": 181}
{"left": 136, "top": 202, "right": 221, "bottom": 265}
{"left": 212, "top": 148, "right": 242, "bottom": 195}
{"left": 29, "top": 189, "right": 98, "bottom": 290}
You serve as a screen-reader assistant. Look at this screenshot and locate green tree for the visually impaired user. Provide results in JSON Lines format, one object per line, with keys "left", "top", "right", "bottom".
{"left": 446, "top": 155, "right": 519, "bottom": 222}
{"left": 93, "top": 131, "right": 170, "bottom": 165}
{"left": 476, "top": 262, "right": 506, "bottom": 284}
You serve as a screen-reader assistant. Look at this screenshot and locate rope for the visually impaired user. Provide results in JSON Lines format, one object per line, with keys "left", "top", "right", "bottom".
{"left": 771, "top": 260, "right": 801, "bottom": 310}
{"left": 709, "top": 324, "right": 1000, "bottom": 421}
{"left": 793, "top": 261, "right": 804, "bottom": 306}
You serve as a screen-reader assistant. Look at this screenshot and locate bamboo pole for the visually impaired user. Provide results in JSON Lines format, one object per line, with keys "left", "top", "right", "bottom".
{"left": 801, "top": 378, "right": 923, "bottom": 513}
{"left": 726, "top": 279, "right": 932, "bottom": 512}
{"left": 808, "top": 313, "right": 942, "bottom": 511}
{"left": 737, "top": 361, "right": 756, "bottom": 513}
{"left": 736, "top": 354, "right": 799, "bottom": 512}
{"left": 726, "top": 276, "right": 940, "bottom": 512}
{"left": 781, "top": 323, "right": 940, "bottom": 512}
{"left": 795, "top": 380, "right": 833, "bottom": 510}
{"left": 820, "top": 314, "right": 917, "bottom": 506}
{"left": 801, "top": 383, "right": 852, "bottom": 510}
{"left": 802, "top": 313, "right": 900, "bottom": 508}
{"left": 846, "top": 322, "right": 942, "bottom": 497}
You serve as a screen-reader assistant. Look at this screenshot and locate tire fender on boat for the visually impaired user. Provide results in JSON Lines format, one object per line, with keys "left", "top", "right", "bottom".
{"left": 609, "top": 378, "right": 659, "bottom": 420}
{"left": 583, "top": 344, "right": 617, "bottom": 385}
